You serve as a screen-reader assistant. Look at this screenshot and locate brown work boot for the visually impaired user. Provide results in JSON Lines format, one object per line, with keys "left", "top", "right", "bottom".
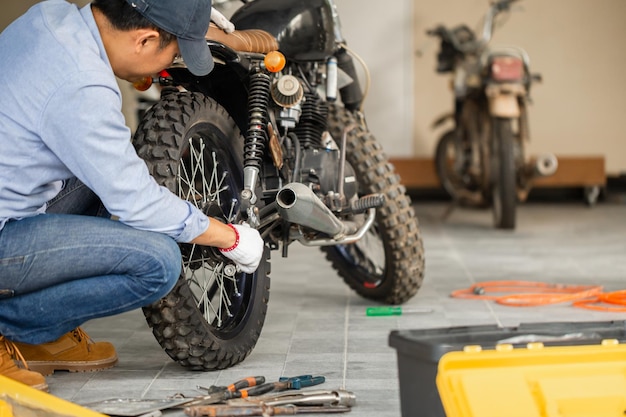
{"left": 0, "top": 336, "right": 48, "bottom": 391}
{"left": 13, "top": 327, "right": 118, "bottom": 376}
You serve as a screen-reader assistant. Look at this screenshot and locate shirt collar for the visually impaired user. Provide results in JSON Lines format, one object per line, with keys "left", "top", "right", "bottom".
{"left": 79, "top": 4, "right": 112, "bottom": 71}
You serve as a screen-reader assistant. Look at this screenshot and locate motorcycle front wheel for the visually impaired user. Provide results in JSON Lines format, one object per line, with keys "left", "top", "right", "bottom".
{"left": 323, "top": 104, "right": 425, "bottom": 304}
{"left": 491, "top": 117, "right": 517, "bottom": 229}
{"left": 133, "top": 90, "right": 271, "bottom": 370}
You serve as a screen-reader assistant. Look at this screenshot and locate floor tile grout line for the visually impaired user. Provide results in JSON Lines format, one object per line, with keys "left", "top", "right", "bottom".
{"left": 441, "top": 225, "right": 504, "bottom": 327}
{"left": 280, "top": 295, "right": 299, "bottom": 377}
{"left": 69, "top": 375, "right": 93, "bottom": 402}
{"left": 141, "top": 362, "right": 167, "bottom": 398}
{"left": 341, "top": 286, "right": 351, "bottom": 389}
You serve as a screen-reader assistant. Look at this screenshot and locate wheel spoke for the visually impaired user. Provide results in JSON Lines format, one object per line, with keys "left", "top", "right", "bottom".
{"left": 182, "top": 243, "right": 238, "bottom": 328}
{"left": 176, "top": 137, "right": 243, "bottom": 329}
{"left": 134, "top": 92, "right": 269, "bottom": 370}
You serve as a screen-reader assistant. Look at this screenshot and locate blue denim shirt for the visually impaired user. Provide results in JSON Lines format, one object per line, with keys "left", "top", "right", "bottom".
{"left": 0, "top": 1, "right": 209, "bottom": 242}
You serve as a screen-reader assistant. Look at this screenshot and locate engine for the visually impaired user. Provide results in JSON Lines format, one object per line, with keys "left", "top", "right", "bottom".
{"left": 299, "top": 147, "right": 357, "bottom": 208}
{"left": 270, "top": 71, "right": 357, "bottom": 210}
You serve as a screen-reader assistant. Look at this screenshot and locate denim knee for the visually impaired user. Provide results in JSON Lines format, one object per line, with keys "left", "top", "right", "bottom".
{"left": 145, "top": 234, "right": 182, "bottom": 302}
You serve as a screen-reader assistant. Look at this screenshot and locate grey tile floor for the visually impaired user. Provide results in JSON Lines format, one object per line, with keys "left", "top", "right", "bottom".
{"left": 45, "top": 199, "right": 626, "bottom": 417}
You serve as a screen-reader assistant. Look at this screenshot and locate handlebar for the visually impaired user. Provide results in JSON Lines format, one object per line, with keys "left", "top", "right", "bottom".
{"left": 482, "top": 0, "right": 519, "bottom": 43}
{"left": 427, "top": 0, "right": 521, "bottom": 54}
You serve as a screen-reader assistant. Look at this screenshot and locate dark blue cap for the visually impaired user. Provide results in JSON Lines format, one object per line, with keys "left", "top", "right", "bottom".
{"left": 125, "top": 0, "right": 214, "bottom": 76}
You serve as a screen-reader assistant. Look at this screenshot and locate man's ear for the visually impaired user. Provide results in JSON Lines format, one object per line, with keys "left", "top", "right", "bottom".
{"left": 134, "top": 29, "right": 161, "bottom": 54}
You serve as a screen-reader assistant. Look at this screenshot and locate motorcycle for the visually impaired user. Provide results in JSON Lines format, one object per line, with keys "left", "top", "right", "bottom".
{"left": 428, "top": 0, "right": 557, "bottom": 229}
{"left": 132, "top": 0, "right": 425, "bottom": 370}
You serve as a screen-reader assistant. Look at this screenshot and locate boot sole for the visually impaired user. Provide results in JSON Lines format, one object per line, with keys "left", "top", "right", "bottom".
{"left": 19, "top": 355, "right": 118, "bottom": 376}
{"left": 33, "top": 381, "right": 50, "bottom": 392}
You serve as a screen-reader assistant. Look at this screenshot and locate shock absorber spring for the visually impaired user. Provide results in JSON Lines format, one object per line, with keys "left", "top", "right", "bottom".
{"left": 242, "top": 70, "right": 271, "bottom": 206}
{"left": 245, "top": 71, "right": 271, "bottom": 170}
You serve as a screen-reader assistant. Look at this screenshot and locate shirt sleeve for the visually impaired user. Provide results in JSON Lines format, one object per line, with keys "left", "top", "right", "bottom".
{"left": 38, "top": 71, "right": 209, "bottom": 242}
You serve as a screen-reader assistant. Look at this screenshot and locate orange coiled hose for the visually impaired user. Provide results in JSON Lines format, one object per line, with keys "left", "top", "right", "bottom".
{"left": 450, "top": 280, "right": 605, "bottom": 307}
{"left": 573, "top": 289, "right": 626, "bottom": 312}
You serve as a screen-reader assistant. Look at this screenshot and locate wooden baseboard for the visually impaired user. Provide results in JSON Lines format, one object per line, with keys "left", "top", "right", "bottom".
{"left": 389, "top": 156, "right": 606, "bottom": 189}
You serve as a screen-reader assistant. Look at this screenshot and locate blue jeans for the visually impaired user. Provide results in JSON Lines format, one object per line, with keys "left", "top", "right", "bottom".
{"left": 0, "top": 179, "right": 181, "bottom": 344}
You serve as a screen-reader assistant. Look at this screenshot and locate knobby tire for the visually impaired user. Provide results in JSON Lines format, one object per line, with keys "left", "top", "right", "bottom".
{"left": 323, "top": 104, "right": 425, "bottom": 304}
{"left": 133, "top": 91, "right": 271, "bottom": 370}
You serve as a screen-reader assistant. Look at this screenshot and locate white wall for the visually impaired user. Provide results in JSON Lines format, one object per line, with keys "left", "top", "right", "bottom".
{"left": 336, "top": 0, "right": 626, "bottom": 175}
{"left": 5, "top": 0, "right": 626, "bottom": 175}
{"left": 338, "top": 0, "right": 626, "bottom": 175}
{"left": 334, "top": 0, "right": 415, "bottom": 157}
{"left": 414, "top": 0, "right": 626, "bottom": 174}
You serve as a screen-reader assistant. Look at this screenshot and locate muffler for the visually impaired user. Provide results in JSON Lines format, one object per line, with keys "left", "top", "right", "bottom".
{"left": 530, "top": 153, "right": 558, "bottom": 178}
{"left": 276, "top": 183, "right": 346, "bottom": 238}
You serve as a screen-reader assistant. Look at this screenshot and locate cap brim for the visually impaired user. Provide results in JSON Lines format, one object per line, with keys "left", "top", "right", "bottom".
{"left": 178, "top": 37, "right": 214, "bottom": 76}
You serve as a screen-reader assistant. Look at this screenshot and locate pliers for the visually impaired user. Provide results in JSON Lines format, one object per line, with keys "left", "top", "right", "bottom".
{"left": 184, "top": 376, "right": 267, "bottom": 407}
{"left": 188, "top": 375, "right": 325, "bottom": 407}
{"left": 250, "top": 374, "right": 326, "bottom": 394}
{"left": 279, "top": 375, "right": 326, "bottom": 390}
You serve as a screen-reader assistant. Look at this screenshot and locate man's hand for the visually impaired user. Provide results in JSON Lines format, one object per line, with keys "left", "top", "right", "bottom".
{"left": 211, "top": 7, "right": 235, "bottom": 33}
{"left": 219, "top": 223, "right": 264, "bottom": 273}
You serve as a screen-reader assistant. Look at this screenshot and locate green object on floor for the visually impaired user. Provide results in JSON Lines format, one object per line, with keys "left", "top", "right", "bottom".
{"left": 366, "top": 306, "right": 432, "bottom": 316}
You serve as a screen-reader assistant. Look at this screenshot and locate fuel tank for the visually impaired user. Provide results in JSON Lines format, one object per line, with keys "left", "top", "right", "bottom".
{"left": 229, "top": 0, "right": 336, "bottom": 61}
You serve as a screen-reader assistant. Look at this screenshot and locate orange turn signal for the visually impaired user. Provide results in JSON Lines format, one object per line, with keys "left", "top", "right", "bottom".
{"left": 132, "top": 76, "right": 153, "bottom": 92}
{"left": 264, "top": 51, "right": 286, "bottom": 73}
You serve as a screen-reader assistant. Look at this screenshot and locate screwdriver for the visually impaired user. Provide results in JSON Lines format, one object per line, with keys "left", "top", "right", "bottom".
{"left": 366, "top": 306, "right": 432, "bottom": 316}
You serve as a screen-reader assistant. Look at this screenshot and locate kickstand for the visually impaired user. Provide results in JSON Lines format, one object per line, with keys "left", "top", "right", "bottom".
{"left": 441, "top": 199, "right": 459, "bottom": 221}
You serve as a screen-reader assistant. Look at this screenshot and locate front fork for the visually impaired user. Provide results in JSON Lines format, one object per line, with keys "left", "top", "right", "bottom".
{"left": 485, "top": 83, "right": 557, "bottom": 200}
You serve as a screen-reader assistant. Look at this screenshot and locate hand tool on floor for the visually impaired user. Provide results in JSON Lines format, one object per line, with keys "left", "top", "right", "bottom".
{"left": 258, "top": 389, "right": 356, "bottom": 407}
{"left": 279, "top": 375, "right": 326, "bottom": 389}
{"left": 82, "top": 376, "right": 266, "bottom": 416}
{"left": 366, "top": 306, "right": 433, "bottom": 316}
{"left": 186, "top": 389, "right": 356, "bottom": 416}
{"left": 83, "top": 398, "right": 193, "bottom": 416}
{"left": 240, "top": 375, "right": 326, "bottom": 395}
{"left": 184, "top": 404, "right": 351, "bottom": 416}
{"left": 198, "top": 376, "right": 266, "bottom": 394}
{"left": 183, "top": 376, "right": 269, "bottom": 407}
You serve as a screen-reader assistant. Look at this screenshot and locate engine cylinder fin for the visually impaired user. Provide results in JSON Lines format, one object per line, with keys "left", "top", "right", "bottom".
{"left": 293, "top": 90, "right": 328, "bottom": 149}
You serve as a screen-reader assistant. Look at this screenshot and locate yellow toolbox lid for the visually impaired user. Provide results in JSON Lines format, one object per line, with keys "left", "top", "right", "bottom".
{"left": 436, "top": 340, "right": 626, "bottom": 417}
{"left": 0, "top": 375, "right": 106, "bottom": 417}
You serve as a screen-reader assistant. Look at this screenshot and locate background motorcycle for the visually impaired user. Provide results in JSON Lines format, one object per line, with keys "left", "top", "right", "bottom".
{"left": 132, "top": 0, "right": 425, "bottom": 370}
{"left": 428, "top": 0, "right": 557, "bottom": 229}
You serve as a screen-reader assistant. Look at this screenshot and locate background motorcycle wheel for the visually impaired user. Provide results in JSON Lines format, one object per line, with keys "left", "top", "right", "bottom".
{"left": 434, "top": 129, "right": 484, "bottom": 206}
{"left": 491, "top": 117, "right": 517, "bottom": 229}
{"left": 435, "top": 130, "right": 462, "bottom": 199}
{"left": 133, "top": 90, "right": 271, "bottom": 370}
{"left": 323, "top": 104, "right": 425, "bottom": 304}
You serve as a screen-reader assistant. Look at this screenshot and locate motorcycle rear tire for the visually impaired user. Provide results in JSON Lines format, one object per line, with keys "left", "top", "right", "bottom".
{"left": 491, "top": 117, "right": 517, "bottom": 229}
{"left": 323, "top": 105, "right": 425, "bottom": 304}
{"left": 434, "top": 129, "right": 483, "bottom": 205}
{"left": 133, "top": 91, "right": 271, "bottom": 370}
{"left": 434, "top": 129, "right": 460, "bottom": 200}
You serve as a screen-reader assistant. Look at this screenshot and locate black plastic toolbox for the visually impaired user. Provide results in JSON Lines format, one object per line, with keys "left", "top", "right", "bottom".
{"left": 388, "top": 320, "right": 626, "bottom": 417}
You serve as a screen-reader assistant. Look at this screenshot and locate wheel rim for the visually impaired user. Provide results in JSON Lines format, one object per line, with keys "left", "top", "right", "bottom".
{"left": 176, "top": 128, "right": 253, "bottom": 335}
{"left": 335, "top": 218, "right": 386, "bottom": 288}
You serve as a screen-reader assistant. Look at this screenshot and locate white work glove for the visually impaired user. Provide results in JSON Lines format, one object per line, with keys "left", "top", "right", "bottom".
{"left": 211, "top": 7, "right": 235, "bottom": 33}
{"left": 219, "top": 223, "right": 264, "bottom": 273}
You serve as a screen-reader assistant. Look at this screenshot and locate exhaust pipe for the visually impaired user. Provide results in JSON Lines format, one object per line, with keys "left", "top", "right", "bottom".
{"left": 518, "top": 153, "right": 559, "bottom": 203}
{"left": 529, "top": 153, "right": 558, "bottom": 178}
{"left": 276, "top": 183, "right": 346, "bottom": 238}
